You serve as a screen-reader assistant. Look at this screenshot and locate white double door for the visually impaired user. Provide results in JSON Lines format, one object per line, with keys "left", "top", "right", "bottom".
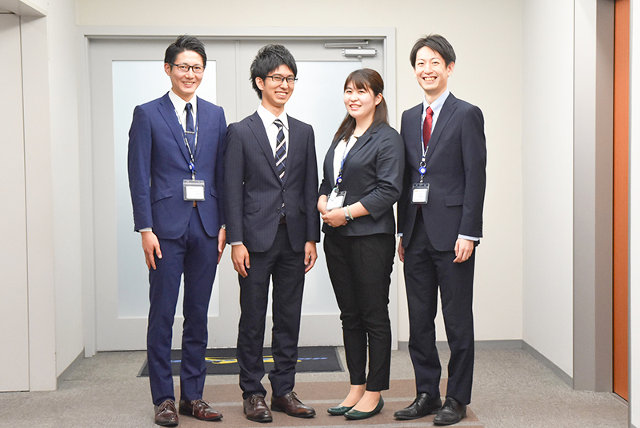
{"left": 89, "top": 37, "right": 388, "bottom": 351}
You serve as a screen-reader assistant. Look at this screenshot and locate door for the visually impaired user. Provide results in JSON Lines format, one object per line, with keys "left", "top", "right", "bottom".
{"left": 0, "top": 13, "right": 30, "bottom": 391}
{"left": 88, "top": 36, "right": 388, "bottom": 350}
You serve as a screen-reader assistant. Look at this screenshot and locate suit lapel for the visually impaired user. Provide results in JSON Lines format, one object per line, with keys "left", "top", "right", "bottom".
{"left": 406, "top": 104, "right": 423, "bottom": 166}
{"left": 248, "top": 112, "right": 279, "bottom": 179}
{"left": 157, "top": 93, "right": 192, "bottom": 165}
{"left": 426, "top": 93, "right": 459, "bottom": 164}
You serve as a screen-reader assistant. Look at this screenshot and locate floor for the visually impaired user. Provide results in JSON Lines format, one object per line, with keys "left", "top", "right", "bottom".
{"left": 0, "top": 345, "right": 628, "bottom": 427}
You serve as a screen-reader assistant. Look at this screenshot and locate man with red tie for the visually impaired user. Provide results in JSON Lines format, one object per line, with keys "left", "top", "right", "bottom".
{"left": 395, "top": 34, "right": 487, "bottom": 426}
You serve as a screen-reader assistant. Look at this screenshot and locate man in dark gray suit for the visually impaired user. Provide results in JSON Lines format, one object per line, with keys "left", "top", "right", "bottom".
{"left": 395, "top": 35, "right": 486, "bottom": 426}
{"left": 223, "top": 44, "right": 320, "bottom": 423}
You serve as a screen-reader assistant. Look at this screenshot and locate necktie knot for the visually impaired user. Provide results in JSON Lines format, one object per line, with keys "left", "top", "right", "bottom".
{"left": 426, "top": 106, "right": 433, "bottom": 117}
{"left": 185, "top": 102, "right": 192, "bottom": 113}
{"left": 274, "top": 118, "right": 284, "bottom": 129}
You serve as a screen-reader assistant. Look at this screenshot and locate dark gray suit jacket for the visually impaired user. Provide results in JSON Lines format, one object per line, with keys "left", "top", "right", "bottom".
{"left": 224, "top": 112, "right": 320, "bottom": 253}
{"left": 397, "top": 93, "right": 486, "bottom": 251}
{"left": 319, "top": 122, "right": 404, "bottom": 236}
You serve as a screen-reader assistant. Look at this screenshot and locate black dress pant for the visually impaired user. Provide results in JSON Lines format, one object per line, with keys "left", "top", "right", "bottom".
{"left": 236, "top": 224, "right": 305, "bottom": 399}
{"left": 324, "top": 232, "right": 394, "bottom": 391}
{"left": 403, "top": 212, "right": 475, "bottom": 404}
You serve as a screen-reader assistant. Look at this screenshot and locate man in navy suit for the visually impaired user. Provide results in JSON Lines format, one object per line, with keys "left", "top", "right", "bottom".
{"left": 128, "top": 35, "right": 226, "bottom": 426}
{"left": 223, "top": 44, "right": 320, "bottom": 423}
{"left": 395, "top": 35, "right": 486, "bottom": 426}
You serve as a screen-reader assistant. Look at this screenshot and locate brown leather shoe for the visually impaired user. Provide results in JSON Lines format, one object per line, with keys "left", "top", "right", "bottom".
{"left": 271, "top": 391, "right": 316, "bottom": 418}
{"left": 154, "top": 399, "right": 178, "bottom": 427}
{"left": 243, "top": 394, "right": 273, "bottom": 423}
{"left": 179, "top": 399, "right": 223, "bottom": 421}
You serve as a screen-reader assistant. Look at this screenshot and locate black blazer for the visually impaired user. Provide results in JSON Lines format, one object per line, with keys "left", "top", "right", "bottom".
{"left": 224, "top": 112, "right": 320, "bottom": 253}
{"left": 319, "top": 122, "right": 404, "bottom": 236}
{"left": 397, "top": 93, "right": 486, "bottom": 251}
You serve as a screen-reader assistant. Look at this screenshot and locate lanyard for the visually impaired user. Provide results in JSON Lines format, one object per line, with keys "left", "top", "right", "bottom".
{"left": 176, "top": 109, "right": 199, "bottom": 179}
{"left": 335, "top": 136, "right": 356, "bottom": 189}
{"left": 418, "top": 145, "right": 429, "bottom": 183}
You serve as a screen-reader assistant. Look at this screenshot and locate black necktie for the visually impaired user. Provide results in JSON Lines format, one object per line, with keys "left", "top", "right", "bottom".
{"left": 185, "top": 102, "right": 195, "bottom": 153}
{"left": 274, "top": 119, "right": 286, "bottom": 181}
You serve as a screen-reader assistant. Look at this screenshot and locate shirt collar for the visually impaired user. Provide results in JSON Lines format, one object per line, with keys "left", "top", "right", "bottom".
{"left": 257, "top": 104, "right": 289, "bottom": 130}
{"left": 422, "top": 89, "right": 450, "bottom": 116}
{"left": 168, "top": 89, "right": 197, "bottom": 116}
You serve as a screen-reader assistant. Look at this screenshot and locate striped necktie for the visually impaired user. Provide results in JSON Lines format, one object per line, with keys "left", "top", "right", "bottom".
{"left": 274, "top": 119, "right": 286, "bottom": 181}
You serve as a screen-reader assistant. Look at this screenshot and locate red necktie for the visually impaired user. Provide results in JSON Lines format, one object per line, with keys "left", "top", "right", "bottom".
{"left": 423, "top": 106, "right": 433, "bottom": 150}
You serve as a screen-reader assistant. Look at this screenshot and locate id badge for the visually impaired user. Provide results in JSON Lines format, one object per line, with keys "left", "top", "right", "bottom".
{"left": 326, "top": 188, "right": 347, "bottom": 211}
{"left": 411, "top": 182, "right": 430, "bottom": 205}
{"left": 183, "top": 179, "right": 205, "bottom": 201}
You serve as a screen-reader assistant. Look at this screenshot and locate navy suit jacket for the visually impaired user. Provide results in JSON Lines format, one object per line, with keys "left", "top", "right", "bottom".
{"left": 319, "top": 122, "right": 404, "bottom": 237}
{"left": 397, "top": 93, "right": 486, "bottom": 252}
{"left": 223, "top": 112, "right": 320, "bottom": 253}
{"left": 128, "top": 92, "right": 226, "bottom": 239}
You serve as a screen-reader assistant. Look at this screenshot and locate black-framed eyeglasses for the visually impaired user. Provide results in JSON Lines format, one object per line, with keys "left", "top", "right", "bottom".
{"left": 265, "top": 75, "right": 298, "bottom": 84}
{"left": 169, "top": 63, "right": 205, "bottom": 74}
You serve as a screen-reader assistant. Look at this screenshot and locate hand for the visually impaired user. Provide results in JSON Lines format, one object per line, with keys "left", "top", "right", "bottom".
{"left": 141, "top": 230, "right": 162, "bottom": 270}
{"left": 317, "top": 196, "right": 328, "bottom": 215}
{"left": 397, "top": 237, "right": 404, "bottom": 263}
{"left": 453, "top": 238, "right": 475, "bottom": 263}
{"left": 231, "top": 244, "right": 250, "bottom": 278}
{"left": 304, "top": 241, "right": 317, "bottom": 273}
{"left": 321, "top": 208, "right": 348, "bottom": 228}
{"left": 217, "top": 227, "right": 226, "bottom": 264}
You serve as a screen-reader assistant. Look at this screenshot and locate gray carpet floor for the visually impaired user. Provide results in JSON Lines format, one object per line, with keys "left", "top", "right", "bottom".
{"left": 0, "top": 345, "right": 628, "bottom": 427}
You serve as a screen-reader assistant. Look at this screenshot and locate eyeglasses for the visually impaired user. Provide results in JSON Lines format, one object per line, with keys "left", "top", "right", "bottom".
{"left": 265, "top": 75, "right": 298, "bottom": 84}
{"left": 169, "top": 63, "right": 205, "bottom": 74}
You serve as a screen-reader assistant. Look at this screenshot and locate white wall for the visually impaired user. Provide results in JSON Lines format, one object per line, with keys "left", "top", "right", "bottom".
{"left": 46, "top": 0, "right": 85, "bottom": 375}
{"left": 522, "top": 0, "right": 575, "bottom": 377}
{"left": 629, "top": 0, "right": 640, "bottom": 425}
{"left": 75, "top": 0, "right": 525, "bottom": 344}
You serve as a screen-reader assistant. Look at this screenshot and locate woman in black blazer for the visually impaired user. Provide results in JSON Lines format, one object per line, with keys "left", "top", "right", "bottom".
{"left": 317, "top": 68, "right": 404, "bottom": 420}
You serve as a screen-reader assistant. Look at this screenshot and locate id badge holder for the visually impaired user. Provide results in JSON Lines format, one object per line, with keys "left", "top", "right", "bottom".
{"left": 411, "top": 182, "right": 430, "bottom": 205}
{"left": 326, "top": 188, "right": 347, "bottom": 211}
{"left": 183, "top": 179, "right": 205, "bottom": 201}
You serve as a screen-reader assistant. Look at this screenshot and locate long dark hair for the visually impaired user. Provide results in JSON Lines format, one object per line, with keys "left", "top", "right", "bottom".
{"left": 333, "top": 68, "right": 389, "bottom": 142}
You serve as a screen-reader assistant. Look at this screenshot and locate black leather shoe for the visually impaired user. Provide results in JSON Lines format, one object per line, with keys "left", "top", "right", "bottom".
{"left": 271, "top": 391, "right": 316, "bottom": 418}
{"left": 243, "top": 394, "right": 273, "bottom": 423}
{"left": 433, "top": 397, "right": 466, "bottom": 426}
{"left": 394, "top": 392, "right": 442, "bottom": 420}
{"left": 154, "top": 399, "right": 178, "bottom": 427}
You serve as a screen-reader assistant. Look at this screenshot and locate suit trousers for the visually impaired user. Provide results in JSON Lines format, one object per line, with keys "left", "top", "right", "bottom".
{"left": 323, "top": 232, "right": 394, "bottom": 391}
{"left": 237, "top": 224, "right": 306, "bottom": 399}
{"left": 147, "top": 207, "right": 219, "bottom": 405}
{"left": 403, "top": 211, "right": 475, "bottom": 404}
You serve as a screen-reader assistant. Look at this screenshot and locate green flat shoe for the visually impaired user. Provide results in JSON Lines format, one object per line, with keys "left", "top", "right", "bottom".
{"left": 327, "top": 405, "right": 354, "bottom": 416}
{"left": 344, "top": 397, "right": 384, "bottom": 420}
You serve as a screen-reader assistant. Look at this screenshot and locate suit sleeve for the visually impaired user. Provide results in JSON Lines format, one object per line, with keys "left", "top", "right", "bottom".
{"left": 458, "top": 105, "right": 487, "bottom": 237}
{"left": 223, "top": 124, "right": 245, "bottom": 243}
{"left": 216, "top": 107, "right": 227, "bottom": 226}
{"left": 304, "top": 126, "right": 321, "bottom": 242}
{"left": 127, "top": 105, "right": 153, "bottom": 231}
{"left": 397, "top": 112, "right": 411, "bottom": 234}
{"left": 358, "top": 128, "right": 405, "bottom": 221}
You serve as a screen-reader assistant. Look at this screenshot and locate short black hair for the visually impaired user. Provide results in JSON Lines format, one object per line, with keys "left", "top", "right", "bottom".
{"left": 410, "top": 34, "right": 456, "bottom": 68}
{"left": 164, "top": 35, "right": 207, "bottom": 67}
{"left": 250, "top": 44, "right": 297, "bottom": 99}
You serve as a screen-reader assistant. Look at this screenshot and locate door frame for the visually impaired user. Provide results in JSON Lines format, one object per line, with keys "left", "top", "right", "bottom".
{"left": 78, "top": 26, "right": 397, "bottom": 357}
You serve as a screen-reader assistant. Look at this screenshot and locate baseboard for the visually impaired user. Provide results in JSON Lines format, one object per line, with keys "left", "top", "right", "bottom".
{"left": 521, "top": 341, "right": 572, "bottom": 387}
{"left": 397, "top": 339, "right": 573, "bottom": 388}
{"left": 56, "top": 349, "right": 85, "bottom": 387}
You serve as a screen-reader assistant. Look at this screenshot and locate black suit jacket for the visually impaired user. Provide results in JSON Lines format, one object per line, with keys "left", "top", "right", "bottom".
{"left": 319, "top": 122, "right": 404, "bottom": 236}
{"left": 397, "top": 93, "right": 486, "bottom": 251}
{"left": 224, "top": 112, "right": 320, "bottom": 253}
